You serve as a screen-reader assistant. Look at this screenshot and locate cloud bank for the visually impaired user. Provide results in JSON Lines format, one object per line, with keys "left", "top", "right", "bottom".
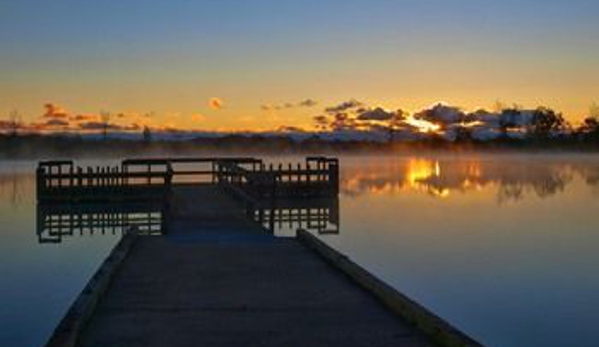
{"left": 312, "top": 100, "right": 570, "bottom": 142}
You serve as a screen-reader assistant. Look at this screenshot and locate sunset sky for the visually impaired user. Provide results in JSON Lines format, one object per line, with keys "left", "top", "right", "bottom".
{"left": 1, "top": 0, "right": 598, "bottom": 131}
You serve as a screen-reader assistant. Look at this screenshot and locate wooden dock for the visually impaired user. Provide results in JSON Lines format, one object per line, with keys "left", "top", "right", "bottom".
{"left": 38, "top": 157, "right": 484, "bottom": 347}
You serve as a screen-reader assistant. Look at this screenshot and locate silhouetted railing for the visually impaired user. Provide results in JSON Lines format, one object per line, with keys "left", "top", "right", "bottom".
{"left": 37, "top": 157, "right": 339, "bottom": 203}
{"left": 122, "top": 157, "right": 262, "bottom": 184}
{"left": 37, "top": 160, "right": 172, "bottom": 202}
{"left": 217, "top": 157, "right": 339, "bottom": 205}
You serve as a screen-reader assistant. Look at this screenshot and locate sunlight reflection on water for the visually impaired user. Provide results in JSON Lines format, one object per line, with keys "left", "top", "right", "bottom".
{"left": 329, "top": 154, "right": 599, "bottom": 347}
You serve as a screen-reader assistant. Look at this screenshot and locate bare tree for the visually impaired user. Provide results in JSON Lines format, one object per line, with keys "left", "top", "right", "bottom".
{"left": 100, "top": 110, "right": 111, "bottom": 140}
{"left": 8, "top": 110, "right": 22, "bottom": 137}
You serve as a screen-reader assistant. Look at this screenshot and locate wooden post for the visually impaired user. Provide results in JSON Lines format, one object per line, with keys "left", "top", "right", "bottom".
{"left": 87, "top": 167, "right": 92, "bottom": 186}
{"left": 330, "top": 160, "right": 339, "bottom": 195}
{"left": 77, "top": 167, "right": 82, "bottom": 188}
{"left": 58, "top": 164, "right": 62, "bottom": 188}
{"left": 211, "top": 161, "right": 216, "bottom": 184}
{"left": 69, "top": 165, "right": 74, "bottom": 187}
{"left": 36, "top": 166, "right": 45, "bottom": 201}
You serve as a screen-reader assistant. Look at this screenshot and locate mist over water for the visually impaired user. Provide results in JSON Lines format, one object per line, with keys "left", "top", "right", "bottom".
{"left": 1, "top": 153, "right": 599, "bottom": 347}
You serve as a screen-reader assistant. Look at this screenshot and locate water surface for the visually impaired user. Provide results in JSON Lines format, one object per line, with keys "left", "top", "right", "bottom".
{"left": 327, "top": 154, "right": 599, "bottom": 347}
{"left": 2, "top": 155, "right": 599, "bottom": 347}
{"left": 0, "top": 162, "right": 120, "bottom": 347}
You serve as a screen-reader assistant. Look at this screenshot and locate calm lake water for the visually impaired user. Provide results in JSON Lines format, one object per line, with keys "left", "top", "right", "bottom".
{"left": 2, "top": 154, "right": 599, "bottom": 347}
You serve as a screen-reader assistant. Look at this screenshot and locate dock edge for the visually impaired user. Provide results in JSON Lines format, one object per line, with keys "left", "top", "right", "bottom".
{"left": 45, "top": 230, "right": 139, "bottom": 347}
{"left": 296, "top": 229, "right": 486, "bottom": 347}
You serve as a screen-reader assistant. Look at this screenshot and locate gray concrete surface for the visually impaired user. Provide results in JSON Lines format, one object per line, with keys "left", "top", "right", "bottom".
{"left": 78, "top": 186, "right": 437, "bottom": 347}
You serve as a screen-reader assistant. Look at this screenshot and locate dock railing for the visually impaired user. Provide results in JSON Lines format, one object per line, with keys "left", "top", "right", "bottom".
{"left": 37, "top": 157, "right": 338, "bottom": 204}
{"left": 216, "top": 157, "right": 338, "bottom": 203}
{"left": 122, "top": 157, "right": 262, "bottom": 184}
{"left": 37, "top": 160, "right": 172, "bottom": 202}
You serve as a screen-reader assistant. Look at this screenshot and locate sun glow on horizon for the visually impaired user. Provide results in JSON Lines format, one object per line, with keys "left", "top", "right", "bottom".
{"left": 404, "top": 116, "right": 441, "bottom": 133}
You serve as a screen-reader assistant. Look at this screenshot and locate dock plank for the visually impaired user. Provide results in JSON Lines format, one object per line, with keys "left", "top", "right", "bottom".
{"left": 78, "top": 186, "right": 436, "bottom": 347}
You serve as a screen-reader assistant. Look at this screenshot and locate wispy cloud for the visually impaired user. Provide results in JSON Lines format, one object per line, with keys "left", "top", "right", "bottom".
{"left": 298, "top": 99, "right": 318, "bottom": 107}
{"left": 191, "top": 113, "right": 205, "bottom": 122}
{"left": 260, "top": 98, "right": 318, "bottom": 111}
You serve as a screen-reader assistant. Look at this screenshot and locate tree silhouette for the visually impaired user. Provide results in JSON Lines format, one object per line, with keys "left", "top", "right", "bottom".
{"left": 578, "top": 103, "right": 599, "bottom": 141}
{"left": 530, "top": 107, "right": 567, "bottom": 140}
{"left": 142, "top": 126, "right": 152, "bottom": 143}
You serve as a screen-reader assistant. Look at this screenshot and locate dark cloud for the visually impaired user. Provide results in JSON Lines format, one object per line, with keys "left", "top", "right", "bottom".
{"left": 261, "top": 98, "right": 319, "bottom": 111}
{"left": 316, "top": 100, "right": 407, "bottom": 133}
{"left": 313, "top": 115, "right": 329, "bottom": 130}
{"left": 324, "top": 99, "right": 363, "bottom": 114}
{"left": 42, "top": 103, "right": 69, "bottom": 119}
{"left": 0, "top": 120, "right": 14, "bottom": 130}
{"left": 298, "top": 99, "right": 318, "bottom": 107}
{"left": 209, "top": 97, "right": 224, "bottom": 110}
{"left": 45, "top": 119, "right": 69, "bottom": 127}
{"left": 70, "top": 114, "right": 99, "bottom": 122}
{"left": 78, "top": 121, "right": 109, "bottom": 130}
{"left": 415, "top": 104, "right": 465, "bottom": 127}
{"left": 357, "top": 107, "right": 398, "bottom": 121}
{"left": 276, "top": 125, "right": 307, "bottom": 133}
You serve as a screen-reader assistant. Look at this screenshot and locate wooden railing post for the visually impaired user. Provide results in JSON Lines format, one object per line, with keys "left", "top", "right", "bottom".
{"left": 69, "top": 165, "right": 74, "bottom": 188}
{"left": 77, "top": 167, "right": 83, "bottom": 188}
{"left": 36, "top": 166, "right": 45, "bottom": 200}
{"left": 330, "top": 159, "right": 339, "bottom": 195}
{"left": 165, "top": 163, "right": 174, "bottom": 189}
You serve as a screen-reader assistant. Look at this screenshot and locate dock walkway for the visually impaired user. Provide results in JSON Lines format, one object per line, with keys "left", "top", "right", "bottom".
{"left": 39, "top": 157, "right": 482, "bottom": 347}
{"left": 78, "top": 185, "right": 433, "bottom": 347}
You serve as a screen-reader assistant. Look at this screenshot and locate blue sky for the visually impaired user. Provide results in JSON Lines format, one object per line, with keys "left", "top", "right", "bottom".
{"left": 1, "top": 0, "right": 598, "bottom": 130}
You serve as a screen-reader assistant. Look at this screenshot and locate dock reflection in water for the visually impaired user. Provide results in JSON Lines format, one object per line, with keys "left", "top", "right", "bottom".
{"left": 36, "top": 196, "right": 340, "bottom": 243}
{"left": 251, "top": 196, "right": 339, "bottom": 237}
{"left": 36, "top": 202, "right": 166, "bottom": 243}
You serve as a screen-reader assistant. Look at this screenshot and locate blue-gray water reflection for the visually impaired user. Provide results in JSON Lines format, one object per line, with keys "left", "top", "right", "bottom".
{"left": 0, "top": 165, "right": 121, "bottom": 347}
{"left": 327, "top": 155, "right": 599, "bottom": 347}
{"left": 2, "top": 155, "right": 599, "bottom": 347}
